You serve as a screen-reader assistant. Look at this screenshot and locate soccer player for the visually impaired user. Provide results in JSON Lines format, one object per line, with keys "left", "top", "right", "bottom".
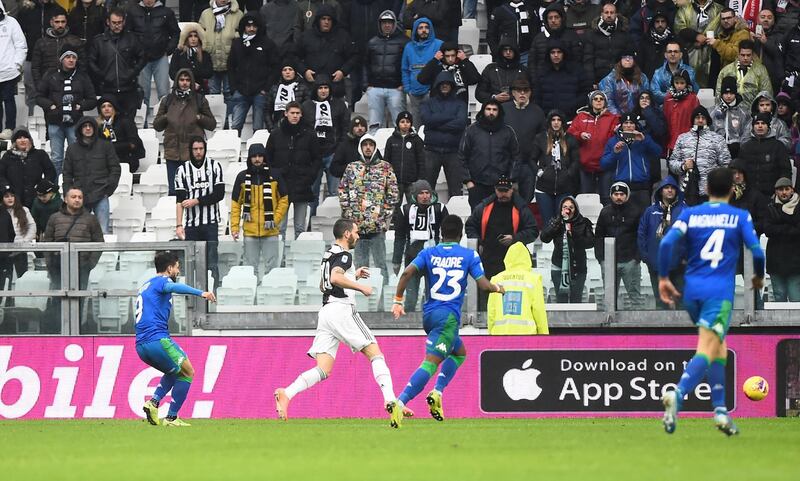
{"left": 658, "top": 167, "right": 765, "bottom": 436}
{"left": 391, "top": 215, "right": 505, "bottom": 421}
{"left": 136, "top": 251, "right": 217, "bottom": 427}
{"left": 274, "top": 218, "right": 404, "bottom": 428}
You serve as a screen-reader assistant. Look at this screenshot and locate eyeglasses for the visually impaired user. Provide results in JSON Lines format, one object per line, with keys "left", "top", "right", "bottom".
{"left": 666, "top": 50, "right": 681, "bottom": 54}
{"left": 592, "top": 97, "right": 605, "bottom": 101}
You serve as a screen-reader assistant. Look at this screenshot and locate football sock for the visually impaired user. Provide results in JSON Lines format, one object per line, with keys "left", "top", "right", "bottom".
{"left": 152, "top": 373, "right": 177, "bottom": 405}
{"left": 676, "top": 353, "right": 710, "bottom": 400}
{"left": 370, "top": 355, "right": 396, "bottom": 403}
{"left": 708, "top": 358, "right": 727, "bottom": 409}
{"left": 398, "top": 360, "right": 437, "bottom": 405}
{"left": 434, "top": 354, "right": 466, "bottom": 392}
{"left": 285, "top": 367, "right": 327, "bottom": 400}
{"left": 168, "top": 376, "right": 192, "bottom": 418}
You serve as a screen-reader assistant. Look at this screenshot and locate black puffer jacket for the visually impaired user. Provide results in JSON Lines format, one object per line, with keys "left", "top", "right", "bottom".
{"left": 416, "top": 43, "right": 481, "bottom": 102}
{"left": 763, "top": 194, "right": 800, "bottom": 277}
{"left": 458, "top": 100, "right": 521, "bottom": 186}
{"left": 16, "top": 1, "right": 65, "bottom": 61}
{"left": 594, "top": 199, "right": 642, "bottom": 263}
{"left": 0, "top": 131, "right": 57, "bottom": 208}
{"left": 331, "top": 134, "right": 361, "bottom": 178}
{"left": 126, "top": 0, "right": 180, "bottom": 60}
{"left": 265, "top": 73, "right": 312, "bottom": 131}
{"left": 475, "top": 36, "right": 527, "bottom": 104}
{"left": 264, "top": 118, "right": 322, "bottom": 202}
{"left": 540, "top": 196, "right": 595, "bottom": 275}
{"left": 294, "top": 5, "right": 358, "bottom": 79}
{"left": 583, "top": 15, "right": 632, "bottom": 84}
{"left": 533, "top": 39, "right": 590, "bottom": 119}
{"left": 349, "top": 0, "right": 397, "bottom": 52}
{"left": 420, "top": 71, "right": 468, "bottom": 153}
{"left": 527, "top": 3, "right": 583, "bottom": 80}
{"left": 364, "top": 10, "right": 408, "bottom": 88}
{"left": 228, "top": 13, "right": 279, "bottom": 96}
{"left": 35, "top": 66, "right": 97, "bottom": 126}
{"left": 532, "top": 110, "right": 580, "bottom": 196}
{"left": 383, "top": 129, "right": 426, "bottom": 185}
{"left": 301, "top": 75, "right": 350, "bottom": 155}
{"left": 738, "top": 130, "right": 793, "bottom": 200}
{"left": 88, "top": 29, "right": 146, "bottom": 93}
{"left": 30, "top": 28, "right": 84, "bottom": 85}
{"left": 63, "top": 117, "right": 121, "bottom": 205}
{"left": 67, "top": 0, "right": 105, "bottom": 42}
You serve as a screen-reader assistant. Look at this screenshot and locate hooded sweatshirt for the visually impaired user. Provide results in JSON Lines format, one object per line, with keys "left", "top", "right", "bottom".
{"left": 487, "top": 241, "right": 549, "bottom": 335}
{"left": 401, "top": 17, "right": 443, "bottom": 95}
{"left": 420, "top": 71, "right": 468, "bottom": 153}
{"left": 231, "top": 144, "right": 289, "bottom": 238}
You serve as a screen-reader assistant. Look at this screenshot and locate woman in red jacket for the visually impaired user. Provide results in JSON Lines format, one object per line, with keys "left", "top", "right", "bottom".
{"left": 663, "top": 69, "right": 699, "bottom": 152}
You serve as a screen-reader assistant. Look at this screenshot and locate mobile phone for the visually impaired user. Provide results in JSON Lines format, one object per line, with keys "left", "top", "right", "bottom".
{"left": 756, "top": 24, "right": 764, "bottom": 36}
{"left": 622, "top": 131, "right": 636, "bottom": 141}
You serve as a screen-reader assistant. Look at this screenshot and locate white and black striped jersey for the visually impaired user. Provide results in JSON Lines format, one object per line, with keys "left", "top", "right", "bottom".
{"left": 320, "top": 244, "right": 356, "bottom": 305}
{"left": 175, "top": 158, "right": 224, "bottom": 227}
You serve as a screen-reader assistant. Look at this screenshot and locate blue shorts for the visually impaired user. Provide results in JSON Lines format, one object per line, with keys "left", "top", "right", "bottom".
{"left": 136, "top": 338, "right": 188, "bottom": 375}
{"left": 422, "top": 308, "right": 463, "bottom": 358}
{"left": 684, "top": 298, "right": 733, "bottom": 340}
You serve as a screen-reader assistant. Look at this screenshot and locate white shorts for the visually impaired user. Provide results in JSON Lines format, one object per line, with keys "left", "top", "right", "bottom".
{"left": 307, "top": 302, "right": 376, "bottom": 359}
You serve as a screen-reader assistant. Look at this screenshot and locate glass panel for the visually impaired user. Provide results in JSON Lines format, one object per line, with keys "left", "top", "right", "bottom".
{"left": 0, "top": 249, "right": 64, "bottom": 334}
{"left": 536, "top": 241, "right": 602, "bottom": 311}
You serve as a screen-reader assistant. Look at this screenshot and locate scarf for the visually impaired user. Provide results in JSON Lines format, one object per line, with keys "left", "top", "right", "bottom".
{"left": 778, "top": 192, "right": 800, "bottom": 214}
{"left": 443, "top": 63, "right": 466, "bottom": 95}
{"left": 734, "top": 182, "right": 746, "bottom": 200}
{"left": 186, "top": 47, "right": 198, "bottom": 60}
{"left": 559, "top": 218, "right": 571, "bottom": 290}
{"left": 551, "top": 134, "right": 562, "bottom": 170}
{"left": 669, "top": 86, "right": 690, "bottom": 100}
{"left": 10, "top": 148, "right": 28, "bottom": 160}
{"left": 408, "top": 203, "right": 436, "bottom": 241}
{"left": 242, "top": 168, "right": 275, "bottom": 228}
{"left": 61, "top": 69, "right": 77, "bottom": 125}
{"left": 509, "top": 1, "right": 531, "bottom": 36}
{"left": 274, "top": 82, "right": 297, "bottom": 111}
{"left": 649, "top": 26, "right": 671, "bottom": 44}
{"left": 693, "top": 0, "right": 714, "bottom": 29}
{"left": 314, "top": 100, "right": 333, "bottom": 137}
{"left": 242, "top": 33, "right": 255, "bottom": 47}
{"left": 101, "top": 118, "right": 116, "bottom": 142}
{"left": 175, "top": 88, "right": 191, "bottom": 100}
{"left": 597, "top": 18, "right": 617, "bottom": 37}
{"left": 656, "top": 200, "right": 675, "bottom": 238}
{"left": 212, "top": 2, "right": 231, "bottom": 32}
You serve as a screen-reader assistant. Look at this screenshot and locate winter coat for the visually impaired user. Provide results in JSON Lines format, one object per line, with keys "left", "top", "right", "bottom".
{"left": 265, "top": 75, "right": 311, "bottom": 131}
{"left": 87, "top": 29, "right": 146, "bottom": 94}
{"left": 0, "top": 13, "right": 26, "bottom": 83}
{"left": 349, "top": 0, "right": 398, "bottom": 52}
{"left": 748, "top": 91, "right": 791, "bottom": 148}
{"left": 598, "top": 69, "right": 651, "bottom": 115}
{"left": 35, "top": 67, "right": 97, "bottom": 126}
{"left": 487, "top": 0, "right": 538, "bottom": 55}
{"left": 401, "top": 0, "right": 455, "bottom": 36}
{"left": 31, "top": 191, "right": 62, "bottom": 236}
{"left": 663, "top": 91, "right": 699, "bottom": 151}
{"left": 97, "top": 113, "right": 145, "bottom": 168}
{"left": 168, "top": 23, "right": 213, "bottom": 86}
{"left": 716, "top": 62, "right": 772, "bottom": 111}
{"left": 564, "top": 2, "right": 598, "bottom": 36}
{"left": 42, "top": 204, "right": 103, "bottom": 274}
{"left": 364, "top": 11, "right": 408, "bottom": 88}
{"left": 637, "top": 29, "right": 674, "bottom": 80}
{"left": 227, "top": 14, "right": 279, "bottom": 96}
{"left": 673, "top": 1, "right": 722, "bottom": 88}
{"left": 669, "top": 127, "right": 731, "bottom": 196}
{"left": 230, "top": 146, "right": 289, "bottom": 238}
{"left": 650, "top": 61, "right": 699, "bottom": 105}
{"left": 152, "top": 69, "right": 217, "bottom": 161}
{"left": 752, "top": 25, "right": 784, "bottom": 95}
{"left": 487, "top": 241, "right": 549, "bottom": 335}
{"left": 540, "top": 196, "right": 595, "bottom": 275}
{"left": 392, "top": 198, "right": 447, "bottom": 265}
{"left": 338, "top": 136, "right": 399, "bottom": 234}
{"left": 637, "top": 175, "right": 686, "bottom": 270}
{"left": 384, "top": 129, "right": 426, "bottom": 185}
{"left": 532, "top": 127, "right": 580, "bottom": 196}
{"left": 63, "top": 117, "right": 121, "bottom": 205}
{"left": 30, "top": 29, "right": 83, "bottom": 86}
{"left": 711, "top": 20, "right": 751, "bottom": 68}
{"left": 420, "top": 71, "right": 468, "bottom": 153}
{"left": 198, "top": 0, "right": 244, "bottom": 72}
{"left": 730, "top": 157, "right": 769, "bottom": 236}
{"left": 763, "top": 194, "right": 800, "bottom": 276}
{"left": 259, "top": 0, "right": 303, "bottom": 49}
{"left": 294, "top": 5, "right": 357, "bottom": 80}
{"left": 67, "top": 1, "right": 105, "bottom": 43}
{"left": 265, "top": 118, "right": 322, "bottom": 202}
{"left": 15, "top": 0, "right": 61, "bottom": 62}
{"left": 533, "top": 41, "right": 590, "bottom": 119}
{"left": 331, "top": 133, "right": 361, "bottom": 178}
{"left": 594, "top": 199, "right": 641, "bottom": 263}
{"left": 301, "top": 78, "right": 349, "bottom": 155}
{"left": 567, "top": 106, "right": 620, "bottom": 174}
{"left": 583, "top": 16, "right": 632, "bottom": 84}
{"left": 601, "top": 131, "right": 661, "bottom": 186}
{"left": 296, "top": 0, "right": 344, "bottom": 30}
{"left": 475, "top": 39, "right": 527, "bottom": 104}
{"left": 0, "top": 147, "right": 56, "bottom": 208}
{"left": 628, "top": 0, "right": 677, "bottom": 44}
{"left": 527, "top": 4, "right": 583, "bottom": 80}
{"left": 738, "top": 132, "right": 793, "bottom": 200}
{"left": 459, "top": 105, "right": 521, "bottom": 187}
{"left": 8, "top": 205, "right": 35, "bottom": 242}
{"left": 505, "top": 98, "right": 545, "bottom": 201}
{"left": 416, "top": 55, "right": 481, "bottom": 103}
{"left": 126, "top": 0, "right": 181, "bottom": 61}
{"left": 401, "top": 17, "right": 443, "bottom": 95}
{"left": 710, "top": 100, "right": 750, "bottom": 152}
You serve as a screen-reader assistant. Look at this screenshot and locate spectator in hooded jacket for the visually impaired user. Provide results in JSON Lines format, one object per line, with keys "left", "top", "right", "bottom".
{"left": 152, "top": 68, "right": 217, "bottom": 196}
{"left": 583, "top": 3, "right": 632, "bottom": 86}
{"left": 416, "top": 41, "right": 481, "bottom": 104}
{"left": 776, "top": 92, "right": 795, "bottom": 130}
{"left": 227, "top": 13, "right": 278, "bottom": 133}
{"left": 230, "top": 144, "right": 289, "bottom": 279}
{"left": 628, "top": 0, "right": 676, "bottom": 45}
{"left": 96, "top": 96, "right": 145, "bottom": 173}
{"left": 527, "top": 3, "right": 582, "bottom": 81}
{"left": 488, "top": 0, "right": 539, "bottom": 65}
{"left": 630, "top": 90, "right": 666, "bottom": 151}
{"left": 301, "top": 74, "right": 348, "bottom": 215}
{"left": 384, "top": 111, "right": 425, "bottom": 205}
{"left": 636, "top": 9, "right": 674, "bottom": 79}
{"left": 533, "top": 110, "right": 580, "bottom": 228}
{"left": 294, "top": 5, "right": 356, "bottom": 99}
{"left": 637, "top": 176, "right": 686, "bottom": 308}
{"left": 198, "top": 0, "right": 244, "bottom": 112}
{"left": 568, "top": 90, "right": 618, "bottom": 206}
{"left": 168, "top": 22, "right": 214, "bottom": 94}
{"left": 460, "top": 99, "right": 521, "bottom": 209}
{"left": 421, "top": 71, "right": 468, "bottom": 200}
{"left": 364, "top": 10, "right": 409, "bottom": 132}
{"left": 650, "top": 40, "right": 699, "bottom": 105}
{"left": 598, "top": 49, "right": 651, "bottom": 115}
{"left": 0, "top": 129, "right": 56, "bottom": 209}
{"left": 763, "top": 177, "right": 800, "bottom": 301}
{"left": 710, "top": 76, "right": 750, "bottom": 158}
{"left": 730, "top": 157, "right": 769, "bottom": 236}
{"left": 63, "top": 117, "right": 121, "bottom": 233}
{"left": 540, "top": 195, "right": 595, "bottom": 303}
{"left": 402, "top": 18, "right": 443, "bottom": 124}
{"left": 533, "top": 39, "right": 590, "bottom": 121}
{"left": 716, "top": 40, "right": 772, "bottom": 112}
{"left": 475, "top": 35, "right": 527, "bottom": 105}
{"left": 265, "top": 63, "right": 311, "bottom": 132}
{"left": 564, "top": 0, "right": 598, "bottom": 37}
{"left": 601, "top": 112, "right": 661, "bottom": 213}
{"left": 35, "top": 47, "right": 96, "bottom": 176}
{"left": 738, "top": 112, "right": 793, "bottom": 200}
{"left": 505, "top": 77, "right": 545, "bottom": 203}
{"left": 752, "top": 9, "right": 784, "bottom": 95}
{"left": 30, "top": 11, "right": 83, "bottom": 89}
{"left": 748, "top": 91, "right": 791, "bottom": 148}
{"left": 68, "top": 0, "right": 105, "bottom": 44}
{"left": 331, "top": 115, "right": 367, "bottom": 180}
{"left": 663, "top": 69, "right": 699, "bottom": 152}
{"left": 347, "top": 0, "right": 399, "bottom": 106}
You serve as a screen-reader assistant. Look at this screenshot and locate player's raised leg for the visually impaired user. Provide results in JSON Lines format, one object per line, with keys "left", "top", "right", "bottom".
{"left": 276, "top": 353, "right": 334, "bottom": 421}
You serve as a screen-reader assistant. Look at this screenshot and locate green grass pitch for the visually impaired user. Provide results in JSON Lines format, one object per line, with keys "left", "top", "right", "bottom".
{"left": 2, "top": 418, "right": 799, "bottom": 481}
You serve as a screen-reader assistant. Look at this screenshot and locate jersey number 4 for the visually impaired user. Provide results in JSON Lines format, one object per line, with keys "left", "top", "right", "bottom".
{"left": 430, "top": 267, "right": 464, "bottom": 301}
{"left": 700, "top": 229, "right": 725, "bottom": 269}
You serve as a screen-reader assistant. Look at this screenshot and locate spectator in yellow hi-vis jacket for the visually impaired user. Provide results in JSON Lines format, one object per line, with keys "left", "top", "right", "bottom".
{"left": 487, "top": 241, "right": 549, "bottom": 334}
{"left": 230, "top": 144, "right": 289, "bottom": 279}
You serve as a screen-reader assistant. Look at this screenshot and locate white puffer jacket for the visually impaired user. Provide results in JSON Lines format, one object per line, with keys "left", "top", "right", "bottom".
{"left": 669, "top": 127, "right": 732, "bottom": 196}
{"left": 0, "top": 6, "right": 26, "bottom": 83}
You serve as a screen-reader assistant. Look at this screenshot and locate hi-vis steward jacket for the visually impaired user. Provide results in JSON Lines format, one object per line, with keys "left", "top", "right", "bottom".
{"left": 487, "top": 242, "right": 549, "bottom": 335}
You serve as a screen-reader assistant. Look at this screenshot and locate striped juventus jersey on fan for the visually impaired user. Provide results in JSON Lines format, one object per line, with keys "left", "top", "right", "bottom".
{"left": 175, "top": 158, "right": 224, "bottom": 227}
{"left": 321, "top": 244, "right": 356, "bottom": 306}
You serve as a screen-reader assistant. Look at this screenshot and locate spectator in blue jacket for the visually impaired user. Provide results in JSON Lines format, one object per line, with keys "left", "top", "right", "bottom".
{"left": 402, "top": 17, "right": 443, "bottom": 127}
{"left": 598, "top": 50, "right": 651, "bottom": 115}
{"left": 637, "top": 175, "right": 686, "bottom": 308}
{"left": 649, "top": 40, "right": 699, "bottom": 105}
{"left": 601, "top": 112, "right": 662, "bottom": 212}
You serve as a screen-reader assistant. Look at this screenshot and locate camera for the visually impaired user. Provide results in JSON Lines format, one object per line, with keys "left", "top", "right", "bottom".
{"left": 621, "top": 131, "right": 636, "bottom": 142}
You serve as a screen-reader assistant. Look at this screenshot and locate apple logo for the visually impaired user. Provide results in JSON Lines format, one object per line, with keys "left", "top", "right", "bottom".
{"left": 503, "top": 359, "right": 542, "bottom": 401}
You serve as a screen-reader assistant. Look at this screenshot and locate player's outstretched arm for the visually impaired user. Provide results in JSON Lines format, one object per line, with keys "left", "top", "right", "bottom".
{"left": 330, "top": 267, "right": 373, "bottom": 297}
{"left": 391, "top": 264, "right": 418, "bottom": 319}
{"left": 163, "top": 282, "right": 216, "bottom": 302}
{"left": 476, "top": 277, "right": 505, "bottom": 294}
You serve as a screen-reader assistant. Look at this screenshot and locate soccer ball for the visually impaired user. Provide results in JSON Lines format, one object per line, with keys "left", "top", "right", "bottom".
{"left": 743, "top": 376, "right": 769, "bottom": 401}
